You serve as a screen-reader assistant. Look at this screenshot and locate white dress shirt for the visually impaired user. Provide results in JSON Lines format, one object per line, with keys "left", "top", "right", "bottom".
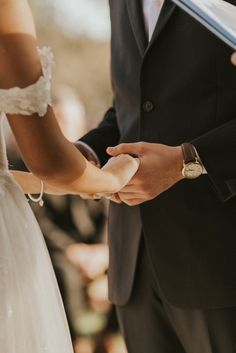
{"left": 142, "top": 0, "right": 164, "bottom": 40}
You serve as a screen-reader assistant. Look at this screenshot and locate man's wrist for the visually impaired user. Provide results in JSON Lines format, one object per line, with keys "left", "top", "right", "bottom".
{"left": 74, "top": 141, "right": 101, "bottom": 167}
{"left": 173, "top": 146, "right": 185, "bottom": 181}
{"left": 180, "top": 143, "right": 207, "bottom": 179}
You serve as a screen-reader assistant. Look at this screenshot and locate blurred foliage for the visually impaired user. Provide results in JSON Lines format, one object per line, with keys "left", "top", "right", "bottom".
{"left": 29, "top": 0, "right": 112, "bottom": 127}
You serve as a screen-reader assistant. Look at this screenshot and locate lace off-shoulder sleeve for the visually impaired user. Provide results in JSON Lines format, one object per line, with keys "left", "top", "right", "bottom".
{"left": 0, "top": 47, "right": 53, "bottom": 117}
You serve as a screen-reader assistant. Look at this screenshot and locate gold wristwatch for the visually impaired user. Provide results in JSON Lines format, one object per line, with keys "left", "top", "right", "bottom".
{"left": 181, "top": 143, "right": 203, "bottom": 179}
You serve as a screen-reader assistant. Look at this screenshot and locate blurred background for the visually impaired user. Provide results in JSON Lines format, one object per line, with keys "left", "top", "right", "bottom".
{"left": 30, "top": 0, "right": 112, "bottom": 127}
{"left": 5, "top": 1, "right": 128, "bottom": 352}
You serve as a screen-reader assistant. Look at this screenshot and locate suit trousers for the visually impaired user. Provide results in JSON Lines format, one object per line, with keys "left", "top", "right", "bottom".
{"left": 116, "top": 237, "right": 236, "bottom": 353}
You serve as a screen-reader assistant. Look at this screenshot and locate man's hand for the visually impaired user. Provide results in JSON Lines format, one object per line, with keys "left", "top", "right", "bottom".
{"left": 231, "top": 52, "right": 236, "bottom": 66}
{"left": 107, "top": 142, "right": 184, "bottom": 206}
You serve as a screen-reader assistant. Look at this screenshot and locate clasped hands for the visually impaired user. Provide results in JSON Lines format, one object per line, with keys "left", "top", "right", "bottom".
{"left": 81, "top": 142, "right": 184, "bottom": 206}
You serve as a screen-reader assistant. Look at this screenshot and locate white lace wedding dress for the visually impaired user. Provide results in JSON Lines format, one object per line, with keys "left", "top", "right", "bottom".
{"left": 0, "top": 48, "right": 74, "bottom": 353}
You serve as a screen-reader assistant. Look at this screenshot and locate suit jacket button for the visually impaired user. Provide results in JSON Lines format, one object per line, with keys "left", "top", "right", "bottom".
{"left": 142, "top": 101, "right": 154, "bottom": 113}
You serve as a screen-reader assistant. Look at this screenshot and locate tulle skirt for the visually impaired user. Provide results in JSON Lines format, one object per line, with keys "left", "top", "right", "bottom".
{"left": 0, "top": 172, "right": 73, "bottom": 353}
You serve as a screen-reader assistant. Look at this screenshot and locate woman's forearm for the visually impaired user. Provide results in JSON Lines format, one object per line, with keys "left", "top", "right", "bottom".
{"left": 0, "top": 1, "right": 114, "bottom": 193}
{"left": 11, "top": 171, "right": 66, "bottom": 195}
{"left": 11, "top": 166, "right": 117, "bottom": 196}
{"left": 0, "top": 1, "right": 138, "bottom": 195}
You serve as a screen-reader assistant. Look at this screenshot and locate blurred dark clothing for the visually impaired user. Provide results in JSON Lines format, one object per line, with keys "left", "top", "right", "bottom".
{"left": 33, "top": 195, "right": 107, "bottom": 250}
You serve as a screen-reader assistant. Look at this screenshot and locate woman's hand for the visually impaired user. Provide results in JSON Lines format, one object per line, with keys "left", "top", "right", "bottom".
{"left": 79, "top": 155, "right": 139, "bottom": 201}
{"left": 102, "top": 154, "right": 139, "bottom": 192}
{"left": 11, "top": 154, "right": 139, "bottom": 199}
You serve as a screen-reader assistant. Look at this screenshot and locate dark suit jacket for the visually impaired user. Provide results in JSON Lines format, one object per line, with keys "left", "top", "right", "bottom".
{"left": 81, "top": 0, "right": 236, "bottom": 308}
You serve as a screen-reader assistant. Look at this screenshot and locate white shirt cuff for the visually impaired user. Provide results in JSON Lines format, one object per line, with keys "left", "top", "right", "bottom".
{"left": 193, "top": 146, "right": 207, "bottom": 174}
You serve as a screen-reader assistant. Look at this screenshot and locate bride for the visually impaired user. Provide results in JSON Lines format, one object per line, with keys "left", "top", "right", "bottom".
{"left": 0, "top": 0, "right": 139, "bottom": 352}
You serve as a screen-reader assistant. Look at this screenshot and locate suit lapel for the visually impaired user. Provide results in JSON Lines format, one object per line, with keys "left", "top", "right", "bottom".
{"left": 148, "top": 0, "right": 176, "bottom": 50}
{"left": 126, "top": 0, "right": 177, "bottom": 56}
{"left": 126, "top": 0, "right": 148, "bottom": 56}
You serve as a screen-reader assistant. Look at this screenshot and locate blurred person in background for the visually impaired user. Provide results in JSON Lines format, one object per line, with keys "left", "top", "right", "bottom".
{"left": 53, "top": 86, "right": 87, "bottom": 142}
{"left": 66, "top": 242, "right": 123, "bottom": 353}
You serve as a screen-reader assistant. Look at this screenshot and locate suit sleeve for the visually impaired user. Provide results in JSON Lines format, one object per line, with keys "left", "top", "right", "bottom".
{"left": 192, "top": 117, "right": 236, "bottom": 201}
{"left": 79, "top": 107, "right": 120, "bottom": 166}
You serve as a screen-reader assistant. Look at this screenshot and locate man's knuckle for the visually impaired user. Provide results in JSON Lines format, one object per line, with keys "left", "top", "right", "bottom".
{"left": 138, "top": 142, "right": 146, "bottom": 153}
{"left": 138, "top": 185, "right": 144, "bottom": 193}
{"left": 124, "top": 200, "right": 130, "bottom": 206}
{"left": 139, "top": 181, "right": 146, "bottom": 191}
{"left": 148, "top": 191, "right": 156, "bottom": 199}
{"left": 136, "top": 174, "right": 143, "bottom": 183}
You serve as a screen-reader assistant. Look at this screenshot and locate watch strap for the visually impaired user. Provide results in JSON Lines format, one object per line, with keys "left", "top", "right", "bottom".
{"left": 181, "top": 143, "right": 198, "bottom": 164}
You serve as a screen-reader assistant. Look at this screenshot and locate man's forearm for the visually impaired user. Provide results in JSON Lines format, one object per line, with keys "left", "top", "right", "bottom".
{"left": 74, "top": 141, "right": 100, "bottom": 167}
{"left": 78, "top": 107, "right": 120, "bottom": 166}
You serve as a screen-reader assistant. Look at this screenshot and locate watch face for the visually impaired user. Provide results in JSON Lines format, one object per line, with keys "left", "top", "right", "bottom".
{"left": 182, "top": 162, "right": 203, "bottom": 179}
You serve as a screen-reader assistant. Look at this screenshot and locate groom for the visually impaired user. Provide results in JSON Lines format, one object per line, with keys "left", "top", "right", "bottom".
{"left": 77, "top": 0, "right": 236, "bottom": 352}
